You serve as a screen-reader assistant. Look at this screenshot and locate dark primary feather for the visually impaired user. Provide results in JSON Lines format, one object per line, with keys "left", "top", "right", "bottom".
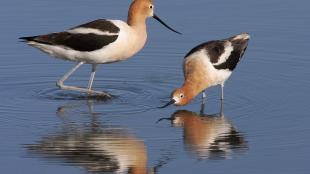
{"left": 19, "top": 19, "right": 120, "bottom": 52}
{"left": 36, "top": 32, "right": 117, "bottom": 51}
{"left": 19, "top": 36, "right": 38, "bottom": 42}
{"left": 20, "top": 32, "right": 118, "bottom": 52}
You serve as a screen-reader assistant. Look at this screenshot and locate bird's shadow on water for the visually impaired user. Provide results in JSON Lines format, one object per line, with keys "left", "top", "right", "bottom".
{"left": 157, "top": 101, "right": 248, "bottom": 160}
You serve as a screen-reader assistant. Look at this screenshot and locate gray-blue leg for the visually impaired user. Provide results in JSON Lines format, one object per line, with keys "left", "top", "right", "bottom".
{"left": 202, "top": 90, "right": 207, "bottom": 104}
{"left": 56, "top": 62, "right": 111, "bottom": 97}
{"left": 87, "top": 64, "right": 97, "bottom": 91}
{"left": 220, "top": 83, "right": 224, "bottom": 100}
{"left": 56, "top": 62, "right": 84, "bottom": 88}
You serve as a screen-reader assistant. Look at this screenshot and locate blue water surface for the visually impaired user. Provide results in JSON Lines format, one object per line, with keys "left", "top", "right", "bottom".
{"left": 0, "top": 0, "right": 309, "bottom": 174}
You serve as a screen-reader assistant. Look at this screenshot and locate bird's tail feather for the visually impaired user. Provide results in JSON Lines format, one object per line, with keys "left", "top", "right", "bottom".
{"left": 19, "top": 36, "right": 38, "bottom": 42}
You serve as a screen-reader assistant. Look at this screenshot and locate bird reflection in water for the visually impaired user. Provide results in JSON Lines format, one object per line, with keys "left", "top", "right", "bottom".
{"left": 26, "top": 100, "right": 151, "bottom": 174}
{"left": 159, "top": 101, "right": 248, "bottom": 160}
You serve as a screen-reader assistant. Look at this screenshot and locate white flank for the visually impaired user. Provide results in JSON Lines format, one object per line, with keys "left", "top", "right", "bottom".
{"left": 67, "top": 27, "right": 118, "bottom": 36}
{"left": 27, "top": 41, "right": 79, "bottom": 61}
{"left": 212, "top": 41, "right": 233, "bottom": 66}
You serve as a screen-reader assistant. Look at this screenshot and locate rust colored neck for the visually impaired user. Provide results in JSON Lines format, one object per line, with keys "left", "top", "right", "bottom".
{"left": 127, "top": 3, "right": 147, "bottom": 28}
{"left": 180, "top": 79, "right": 210, "bottom": 105}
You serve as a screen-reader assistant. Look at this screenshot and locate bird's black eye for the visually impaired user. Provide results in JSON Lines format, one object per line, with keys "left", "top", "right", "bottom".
{"left": 180, "top": 94, "right": 184, "bottom": 98}
{"left": 149, "top": 5, "right": 153, "bottom": 9}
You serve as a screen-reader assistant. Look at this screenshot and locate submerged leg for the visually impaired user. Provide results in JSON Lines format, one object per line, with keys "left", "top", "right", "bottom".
{"left": 200, "top": 102, "right": 205, "bottom": 115}
{"left": 219, "top": 99, "right": 224, "bottom": 117}
{"left": 56, "top": 62, "right": 111, "bottom": 97}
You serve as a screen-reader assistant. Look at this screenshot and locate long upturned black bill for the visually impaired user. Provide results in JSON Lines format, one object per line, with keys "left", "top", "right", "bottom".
{"left": 153, "top": 14, "right": 182, "bottom": 34}
{"left": 158, "top": 99, "right": 176, "bottom": 108}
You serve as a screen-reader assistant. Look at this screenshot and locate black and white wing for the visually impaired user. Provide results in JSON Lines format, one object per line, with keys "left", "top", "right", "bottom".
{"left": 20, "top": 19, "right": 120, "bottom": 52}
{"left": 185, "top": 33, "right": 250, "bottom": 71}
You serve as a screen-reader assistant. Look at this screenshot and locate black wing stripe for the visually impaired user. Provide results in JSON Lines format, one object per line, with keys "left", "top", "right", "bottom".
{"left": 205, "top": 41, "right": 226, "bottom": 64}
{"left": 73, "top": 19, "right": 120, "bottom": 33}
{"left": 213, "top": 42, "right": 248, "bottom": 71}
{"left": 213, "top": 50, "right": 241, "bottom": 70}
{"left": 32, "top": 32, "right": 119, "bottom": 52}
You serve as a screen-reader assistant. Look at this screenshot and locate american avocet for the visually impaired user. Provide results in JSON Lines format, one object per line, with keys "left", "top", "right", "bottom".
{"left": 20, "top": 0, "right": 181, "bottom": 97}
{"left": 160, "top": 33, "right": 250, "bottom": 107}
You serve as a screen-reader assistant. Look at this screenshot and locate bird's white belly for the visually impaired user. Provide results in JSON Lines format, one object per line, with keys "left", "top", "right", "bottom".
{"left": 198, "top": 51, "right": 232, "bottom": 87}
{"left": 205, "top": 61, "right": 232, "bottom": 86}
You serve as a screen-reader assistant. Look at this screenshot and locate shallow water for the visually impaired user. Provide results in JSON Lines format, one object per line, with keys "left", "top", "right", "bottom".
{"left": 1, "top": 0, "right": 310, "bottom": 173}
